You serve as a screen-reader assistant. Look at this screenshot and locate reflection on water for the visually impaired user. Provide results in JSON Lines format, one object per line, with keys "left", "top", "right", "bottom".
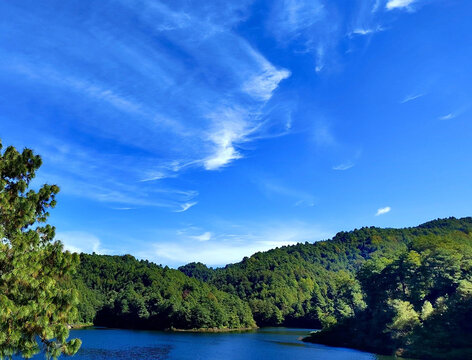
{"left": 21, "top": 327, "right": 395, "bottom": 360}
{"left": 78, "top": 346, "right": 171, "bottom": 359}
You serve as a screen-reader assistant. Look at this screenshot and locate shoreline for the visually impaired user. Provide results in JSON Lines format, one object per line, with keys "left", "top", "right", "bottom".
{"left": 68, "top": 323, "right": 94, "bottom": 329}
{"left": 169, "top": 326, "right": 258, "bottom": 333}
{"left": 69, "top": 324, "right": 258, "bottom": 333}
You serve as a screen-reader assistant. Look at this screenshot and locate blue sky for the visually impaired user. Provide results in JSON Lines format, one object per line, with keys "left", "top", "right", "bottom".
{"left": 1, "top": 0, "right": 471, "bottom": 267}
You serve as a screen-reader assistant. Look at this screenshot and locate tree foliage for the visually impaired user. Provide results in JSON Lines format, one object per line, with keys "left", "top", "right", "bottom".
{"left": 74, "top": 254, "right": 255, "bottom": 330}
{"left": 305, "top": 218, "right": 472, "bottom": 359}
{"left": 180, "top": 225, "right": 408, "bottom": 327}
{"left": 0, "top": 141, "right": 81, "bottom": 359}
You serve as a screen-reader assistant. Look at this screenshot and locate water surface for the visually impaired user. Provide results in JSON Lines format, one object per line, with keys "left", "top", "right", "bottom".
{"left": 32, "top": 327, "right": 396, "bottom": 359}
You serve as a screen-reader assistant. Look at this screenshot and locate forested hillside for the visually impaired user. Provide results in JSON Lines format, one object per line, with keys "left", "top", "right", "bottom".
{"left": 180, "top": 218, "right": 472, "bottom": 331}
{"left": 179, "top": 221, "right": 415, "bottom": 326}
{"left": 304, "top": 217, "right": 472, "bottom": 359}
{"left": 73, "top": 254, "right": 255, "bottom": 330}
{"left": 73, "top": 217, "right": 472, "bottom": 358}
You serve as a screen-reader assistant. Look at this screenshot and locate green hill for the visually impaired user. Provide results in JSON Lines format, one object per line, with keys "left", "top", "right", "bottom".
{"left": 73, "top": 254, "right": 255, "bottom": 330}
{"left": 180, "top": 219, "right": 460, "bottom": 326}
{"left": 303, "top": 217, "right": 472, "bottom": 359}
{"left": 73, "top": 217, "right": 472, "bottom": 358}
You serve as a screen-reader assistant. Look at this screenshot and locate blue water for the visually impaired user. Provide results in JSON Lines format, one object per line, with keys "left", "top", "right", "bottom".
{"left": 28, "top": 327, "right": 395, "bottom": 360}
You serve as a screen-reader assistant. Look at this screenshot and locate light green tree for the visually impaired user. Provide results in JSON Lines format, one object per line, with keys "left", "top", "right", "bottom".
{"left": 386, "top": 299, "right": 420, "bottom": 341}
{"left": 0, "top": 141, "right": 81, "bottom": 359}
{"left": 420, "top": 300, "right": 434, "bottom": 321}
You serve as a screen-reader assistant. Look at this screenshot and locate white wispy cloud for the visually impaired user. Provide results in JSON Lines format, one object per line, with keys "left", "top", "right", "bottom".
{"left": 266, "top": 0, "right": 429, "bottom": 74}
{"left": 258, "top": 178, "right": 316, "bottom": 207}
{"left": 386, "top": 0, "right": 416, "bottom": 10}
{"left": 199, "top": 44, "right": 290, "bottom": 170}
{"left": 1, "top": 0, "right": 293, "bottom": 208}
{"left": 242, "top": 68, "right": 291, "bottom": 101}
{"left": 268, "top": 0, "right": 336, "bottom": 73}
{"left": 332, "top": 162, "right": 355, "bottom": 171}
{"left": 1, "top": 0, "right": 434, "bottom": 214}
{"left": 191, "top": 232, "right": 212, "bottom": 242}
{"left": 351, "top": 28, "right": 374, "bottom": 36}
{"left": 203, "top": 108, "right": 249, "bottom": 170}
{"left": 242, "top": 50, "right": 291, "bottom": 101}
{"left": 315, "top": 45, "right": 325, "bottom": 73}
{"left": 150, "top": 241, "right": 290, "bottom": 267}
{"left": 372, "top": 0, "right": 382, "bottom": 13}
{"left": 375, "top": 206, "right": 391, "bottom": 216}
{"left": 349, "top": 25, "right": 384, "bottom": 37}
{"left": 139, "top": 172, "right": 169, "bottom": 182}
{"left": 145, "top": 222, "right": 332, "bottom": 266}
{"left": 401, "top": 93, "right": 425, "bottom": 103}
{"left": 174, "top": 202, "right": 198, "bottom": 213}
{"left": 438, "top": 113, "right": 456, "bottom": 120}
{"left": 314, "top": 121, "right": 337, "bottom": 146}
{"left": 31, "top": 141, "right": 200, "bottom": 211}
{"left": 437, "top": 105, "right": 468, "bottom": 121}
{"left": 269, "top": 0, "right": 325, "bottom": 41}
{"left": 57, "top": 231, "right": 104, "bottom": 254}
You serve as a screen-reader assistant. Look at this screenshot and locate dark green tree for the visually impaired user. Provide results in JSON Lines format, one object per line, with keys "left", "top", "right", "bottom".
{"left": 0, "top": 141, "right": 81, "bottom": 359}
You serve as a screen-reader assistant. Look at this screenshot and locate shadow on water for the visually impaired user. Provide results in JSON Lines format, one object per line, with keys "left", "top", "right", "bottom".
{"left": 255, "top": 327, "right": 317, "bottom": 336}
{"left": 269, "top": 341, "right": 307, "bottom": 348}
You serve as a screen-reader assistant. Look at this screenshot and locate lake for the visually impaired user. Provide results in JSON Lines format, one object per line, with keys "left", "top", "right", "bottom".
{"left": 28, "top": 327, "right": 397, "bottom": 360}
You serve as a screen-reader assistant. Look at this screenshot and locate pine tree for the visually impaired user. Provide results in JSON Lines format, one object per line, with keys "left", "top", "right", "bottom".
{"left": 0, "top": 140, "right": 81, "bottom": 359}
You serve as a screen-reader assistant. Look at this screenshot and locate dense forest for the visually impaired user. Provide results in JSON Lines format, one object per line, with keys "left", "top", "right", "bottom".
{"left": 72, "top": 217, "right": 472, "bottom": 359}
{"left": 73, "top": 254, "right": 255, "bottom": 330}
{"left": 179, "top": 222, "right": 412, "bottom": 327}
{"left": 303, "top": 217, "right": 472, "bottom": 359}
